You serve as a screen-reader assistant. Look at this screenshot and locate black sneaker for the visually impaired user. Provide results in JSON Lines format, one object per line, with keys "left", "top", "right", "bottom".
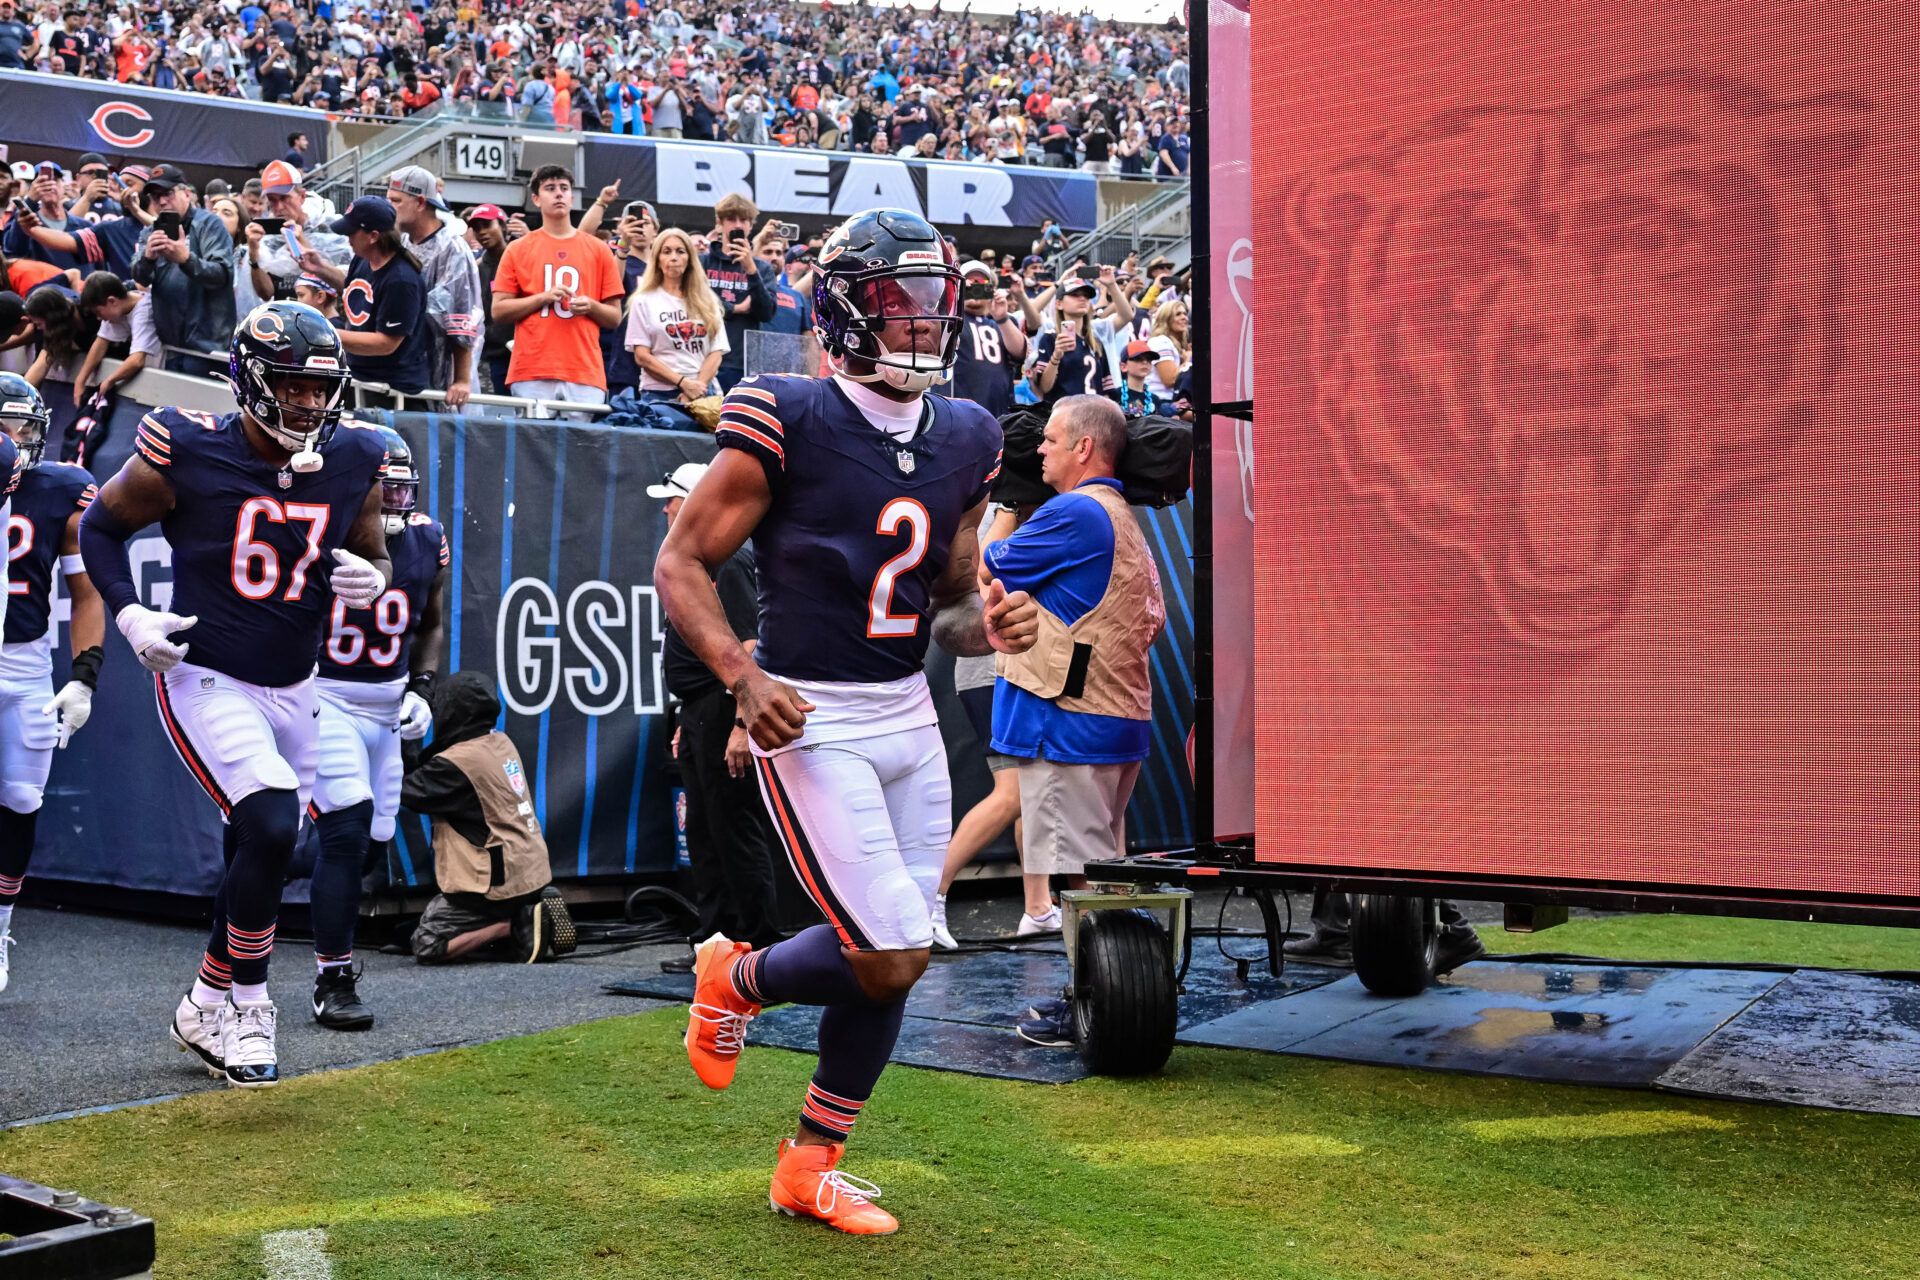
{"left": 1282, "top": 931, "right": 1353, "bottom": 964}
{"left": 312, "top": 965, "right": 374, "bottom": 1030}
{"left": 513, "top": 888, "right": 577, "bottom": 963}
{"left": 1434, "top": 929, "right": 1488, "bottom": 974}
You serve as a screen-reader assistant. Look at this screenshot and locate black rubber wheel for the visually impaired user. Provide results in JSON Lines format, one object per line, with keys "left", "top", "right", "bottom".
{"left": 1071, "top": 909, "right": 1177, "bottom": 1076}
{"left": 1350, "top": 894, "right": 1437, "bottom": 997}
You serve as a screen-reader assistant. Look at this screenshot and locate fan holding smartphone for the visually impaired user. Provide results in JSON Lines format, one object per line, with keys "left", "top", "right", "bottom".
{"left": 130, "top": 164, "right": 239, "bottom": 378}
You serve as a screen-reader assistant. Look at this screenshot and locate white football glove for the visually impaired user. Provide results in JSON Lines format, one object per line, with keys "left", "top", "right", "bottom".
{"left": 329, "top": 548, "right": 386, "bottom": 610}
{"left": 115, "top": 604, "right": 197, "bottom": 673}
{"left": 42, "top": 681, "right": 93, "bottom": 748}
{"left": 397, "top": 690, "right": 432, "bottom": 741}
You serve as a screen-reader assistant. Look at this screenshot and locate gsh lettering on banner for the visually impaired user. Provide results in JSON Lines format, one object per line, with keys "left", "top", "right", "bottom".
{"left": 496, "top": 577, "right": 666, "bottom": 717}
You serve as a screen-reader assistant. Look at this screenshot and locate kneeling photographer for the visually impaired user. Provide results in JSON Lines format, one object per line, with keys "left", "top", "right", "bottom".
{"left": 405, "top": 672, "right": 574, "bottom": 964}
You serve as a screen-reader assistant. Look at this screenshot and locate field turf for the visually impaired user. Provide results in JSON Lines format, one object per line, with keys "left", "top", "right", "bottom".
{"left": 4, "top": 927, "right": 1918, "bottom": 1280}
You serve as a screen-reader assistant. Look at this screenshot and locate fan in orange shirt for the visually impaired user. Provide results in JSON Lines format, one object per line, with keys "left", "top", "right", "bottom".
{"left": 489, "top": 166, "right": 623, "bottom": 417}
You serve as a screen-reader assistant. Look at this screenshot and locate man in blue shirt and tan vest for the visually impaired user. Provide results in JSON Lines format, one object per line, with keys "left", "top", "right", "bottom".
{"left": 980, "top": 396, "right": 1166, "bottom": 1044}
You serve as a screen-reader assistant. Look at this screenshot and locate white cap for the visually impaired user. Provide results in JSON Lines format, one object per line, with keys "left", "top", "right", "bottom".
{"left": 959, "top": 259, "right": 994, "bottom": 280}
{"left": 9, "top": 162, "right": 33, "bottom": 183}
{"left": 646, "top": 462, "right": 710, "bottom": 500}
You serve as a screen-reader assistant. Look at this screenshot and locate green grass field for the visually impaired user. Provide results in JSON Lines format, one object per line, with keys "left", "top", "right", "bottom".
{"left": 1479, "top": 911, "right": 1920, "bottom": 972}
{"left": 4, "top": 915, "right": 1917, "bottom": 1279}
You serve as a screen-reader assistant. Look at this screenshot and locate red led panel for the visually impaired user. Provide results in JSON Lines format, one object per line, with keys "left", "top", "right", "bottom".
{"left": 1249, "top": 1, "right": 1918, "bottom": 902}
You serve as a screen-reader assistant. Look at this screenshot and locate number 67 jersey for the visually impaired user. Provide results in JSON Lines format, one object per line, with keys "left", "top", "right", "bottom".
{"left": 135, "top": 408, "right": 388, "bottom": 688}
{"left": 715, "top": 374, "right": 1002, "bottom": 710}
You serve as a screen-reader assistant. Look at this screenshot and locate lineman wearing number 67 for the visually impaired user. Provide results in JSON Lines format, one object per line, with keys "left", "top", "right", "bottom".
{"left": 79, "top": 301, "right": 391, "bottom": 1088}
{"left": 655, "top": 208, "right": 1039, "bottom": 1236}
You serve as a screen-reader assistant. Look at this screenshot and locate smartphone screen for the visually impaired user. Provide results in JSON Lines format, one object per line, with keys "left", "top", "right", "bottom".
{"left": 255, "top": 217, "right": 285, "bottom": 236}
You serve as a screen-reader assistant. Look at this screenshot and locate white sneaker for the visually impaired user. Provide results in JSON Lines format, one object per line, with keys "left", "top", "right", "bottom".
{"left": 930, "top": 894, "right": 958, "bottom": 950}
{"left": 222, "top": 998, "right": 280, "bottom": 1088}
{"left": 169, "top": 991, "right": 226, "bottom": 1076}
{"left": 0, "top": 925, "right": 12, "bottom": 994}
{"left": 1015, "top": 906, "right": 1063, "bottom": 937}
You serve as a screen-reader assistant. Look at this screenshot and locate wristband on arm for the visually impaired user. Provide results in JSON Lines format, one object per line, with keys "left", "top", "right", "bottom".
{"left": 69, "top": 646, "right": 105, "bottom": 691}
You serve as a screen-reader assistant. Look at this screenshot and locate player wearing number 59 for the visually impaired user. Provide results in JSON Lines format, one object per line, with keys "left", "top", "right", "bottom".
{"left": 489, "top": 164, "right": 624, "bottom": 416}
{"left": 78, "top": 301, "right": 391, "bottom": 1088}
{"left": 306, "top": 425, "right": 447, "bottom": 1031}
{"left": 655, "top": 208, "right": 1040, "bottom": 1236}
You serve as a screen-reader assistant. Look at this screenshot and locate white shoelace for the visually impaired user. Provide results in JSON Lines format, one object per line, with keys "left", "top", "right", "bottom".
{"left": 814, "top": 1170, "right": 884, "bottom": 1216}
{"left": 227, "top": 1003, "right": 278, "bottom": 1066}
{"left": 688, "top": 1002, "right": 753, "bottom": 1056}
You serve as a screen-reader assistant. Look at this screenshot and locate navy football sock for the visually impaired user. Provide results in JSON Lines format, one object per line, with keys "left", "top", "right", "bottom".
{"left": 799, "top": 997, "right": 907, "bottom": 1142}
{"left": 197, "top": 821, "right": 242, "bottom": 992}
{"left": 733, "top": 924, "right": 866, "bottom": 1007}
{"left": 219, "top": 790, "right": 300, "bottom": 987}
{"left": 0, "top": 805, "right": 39, "bottom": 904}
{"left": 309, "top": 801, "right": 373, "bottom": 967}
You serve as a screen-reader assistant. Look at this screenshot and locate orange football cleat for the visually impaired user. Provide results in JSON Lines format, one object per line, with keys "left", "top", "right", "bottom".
{"left": 684, "top": 933, "right": 758, "bottom": 1090}
{"left": 768, "top": 1139, "right": 899, "bottom": 1236}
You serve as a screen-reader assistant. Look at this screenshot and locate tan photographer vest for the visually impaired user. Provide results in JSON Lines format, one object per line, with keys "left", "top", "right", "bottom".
{"left": 433, "top": 735, "right": 551, "bottom": 901}
{"left": 997, "top": 483, "right": 1165, "bottom": 721}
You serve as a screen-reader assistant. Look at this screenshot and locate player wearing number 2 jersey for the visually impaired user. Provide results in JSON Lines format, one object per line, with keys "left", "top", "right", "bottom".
{"left": 79, "top": 301, "right": 391, "bottom": 1088}
{"left": 0, "top": 375, "right": 67, "bottom": 999}
{"left": 655, "top": 208, "right": 1040, "bottom": 1236}
{"left": 306, "top": 425, "right": 447, "bottom": 1030}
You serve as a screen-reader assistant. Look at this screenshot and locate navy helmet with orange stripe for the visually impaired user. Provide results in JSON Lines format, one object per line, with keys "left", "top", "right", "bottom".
{"left": 812, "top": 208, "right": 962, "bottom": 394}
{"left": 373, "top": 424, "right": 418, "bottom": 536}
{"left": 229, "top": 300, "right": 351, "bottom": 471}
{"left": 0, "top": 372, "right": 47, "bottom": 482}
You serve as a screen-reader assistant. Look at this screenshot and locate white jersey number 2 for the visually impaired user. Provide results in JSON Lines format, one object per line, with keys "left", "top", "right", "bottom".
{"left": 866, "top": 498, "right": 930, "bottom": 639}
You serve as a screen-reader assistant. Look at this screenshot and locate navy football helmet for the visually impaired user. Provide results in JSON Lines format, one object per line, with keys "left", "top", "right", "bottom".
{"left": 812, "top": 208, "right": 961, "bottom": 393}
{"left": 230, "top": 300, "right": 351, "bottom": 469}
{"left": 375, "top": 424, "right": 418, "bottom": 536}
{"left": 0, "top": 372, "right": 49, "bottom": 480}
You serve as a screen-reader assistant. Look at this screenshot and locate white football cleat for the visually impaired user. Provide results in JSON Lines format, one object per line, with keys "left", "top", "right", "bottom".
{"left": 929, "top": 894, "right": 958, "bottom": 951}
{"left": 0, "top": 925, "right": 12, "bottom": 994}
{"left": 222, "top": 998, "right": 280, "bottom": 1088}
{"left": 169, "top": 991, "right": 226, "bottom": 1076}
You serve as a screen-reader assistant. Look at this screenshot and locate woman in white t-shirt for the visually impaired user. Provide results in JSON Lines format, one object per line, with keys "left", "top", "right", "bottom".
{"left": 1146, "top": 297, "right": 1190, "bottom": 401}
{"left": 625, "top": 227, "right": 729, "bottom": 430}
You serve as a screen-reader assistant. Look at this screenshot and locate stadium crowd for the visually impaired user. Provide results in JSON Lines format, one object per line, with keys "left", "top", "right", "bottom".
{"left": 0, "top": 1, "right": 1193, "bottom": 175}
{"left": 0, "top": 152, "right": 1195, "bottom": 423}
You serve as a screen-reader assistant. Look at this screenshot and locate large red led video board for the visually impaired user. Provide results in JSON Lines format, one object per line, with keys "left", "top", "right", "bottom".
{"left": 1249, "top": 1, "right": 1918, "bottom": 904}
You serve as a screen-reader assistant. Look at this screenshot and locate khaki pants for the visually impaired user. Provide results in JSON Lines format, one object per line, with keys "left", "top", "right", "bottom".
{"left": 1016, "top": 757, "right": 1141, "bottom": 876}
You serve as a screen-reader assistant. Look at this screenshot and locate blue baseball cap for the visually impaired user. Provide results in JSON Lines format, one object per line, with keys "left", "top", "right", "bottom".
{"left": 330, "top": 195, "right": 396, "bottom": 235}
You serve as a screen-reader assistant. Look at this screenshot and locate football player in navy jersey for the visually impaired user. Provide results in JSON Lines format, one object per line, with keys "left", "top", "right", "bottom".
{"left": 307, "top": 424, "right": 447, "bottom": 1030}
{"left": 0, "top": 375, "right": 51, "bottom": 996}
{"left": 79, "top": 301, "right": 392, "bottom": 1087}
{"left": 655, "top": 207, "right": 1040, "bottom": 1235}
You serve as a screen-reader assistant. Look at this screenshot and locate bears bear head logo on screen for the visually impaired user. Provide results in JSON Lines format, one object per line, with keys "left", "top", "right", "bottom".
{"left": 1285, "top": 72, "right": 1869, "bottom": 651}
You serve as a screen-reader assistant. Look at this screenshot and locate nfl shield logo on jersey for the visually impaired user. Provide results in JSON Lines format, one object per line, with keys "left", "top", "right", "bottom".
{"left": 504, "top": 761, "right": 525, "bottom": 796}
{"left": 896, "top": 449, "right": 915, "bottom": 474}
{"left": 277, "top": 468, "right": 293, "bottom": 490}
